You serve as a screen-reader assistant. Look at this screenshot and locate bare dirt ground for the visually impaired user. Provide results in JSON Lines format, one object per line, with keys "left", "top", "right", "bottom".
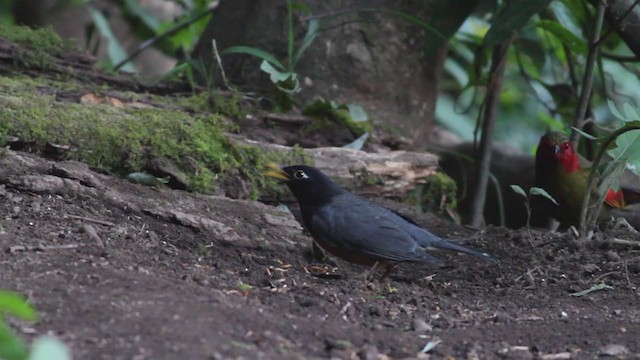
{"left": 1, "top": 149, "right": 640, "bottom": 360}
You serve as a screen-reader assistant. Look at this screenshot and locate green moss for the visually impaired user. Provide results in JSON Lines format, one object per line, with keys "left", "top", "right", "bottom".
{"left": 407, "top": 172, "right": 458, "bottom": 214}
{"left": 0, "top": 24, "right": 77, "bottom": 68}
{"left": 0, "top": 75, "right": 317, "bottom": 198}
{"left": 174, "top": 92, "right": 246, "bottom": 119}
{"left": 234, "top": 143, "right": 315, "bottom": 200}
{"left": 333, "top": 107, "right": 371, "bottom": 135}
{"left": 302, "top": 99, "right": 372, "bottom": 136}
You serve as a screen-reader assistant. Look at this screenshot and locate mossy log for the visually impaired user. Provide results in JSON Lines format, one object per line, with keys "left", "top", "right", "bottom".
{"left": 238, "top": 139, "right": 439, "bottom": 200}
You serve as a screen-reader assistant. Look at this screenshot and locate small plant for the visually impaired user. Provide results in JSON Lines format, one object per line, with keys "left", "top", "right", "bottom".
{"left": 511, "top": 185, "right": 558, "bottom": 245}
{"left": 0, "top": 290, "right": 71, "bottom": 360}
{"left": 236, "top": 281, "right": 253, "bottom": 297}
{"left": 575, "top": 101, "right": 640, "bottom": 238}
{"left": 221, "top": 1, "right": 319, "bottom": 111}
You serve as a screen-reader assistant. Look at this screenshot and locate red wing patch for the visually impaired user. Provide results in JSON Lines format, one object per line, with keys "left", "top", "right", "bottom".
{"left": 605, "top": 188, "right": 626, "bottom": 208}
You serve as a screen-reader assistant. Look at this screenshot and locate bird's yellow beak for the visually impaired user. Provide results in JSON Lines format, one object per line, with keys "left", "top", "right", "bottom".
{"left": 264, "top": 162, "right": 290, "bottom": 180}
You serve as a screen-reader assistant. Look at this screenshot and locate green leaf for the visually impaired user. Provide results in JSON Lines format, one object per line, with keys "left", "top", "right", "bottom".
{"left": 607, "top": 99, "right": 626, "bottom": 121}
{"left": 596, "top": 161, "right": 625, "bottom": 201}
{"left": 347, "top": 104, "right": 368, "bottom": 122}
{"left": 571, "top": 126, "right": 598, "bottom": 140}
{"left": 529, "top": 187, "right": 559, "bottom": 205}
{"left": 0, "top": 324, "right": 28, "bottom": 360}
{"left": 623, "top": 103, "right": 639, "bottom": 121}
{"left": 260, "top": 60, "right": 300, "bottom": 93}
{"left": 343, "top": 132, "right": 369, "bottom": 150}
{"left": 88, "top": 7, "right": 135, "bottom": 72}
{"left": 514, "top": 37, "right": 546, "bottom": 71}
{"left": 435, "top": 95, "right": 474, "bottom": 141}
{"left": 0, "top": 291, "right": 37, "bottom": 321}
{"left": 510, "top": 184, "right": 527, "bottom": 198}
{"left": 289, "top": 2, "right": 311, "bottom": 13}
{"left": 29, "top": 336, "right": 71, "bottom": 360}
{"left": 607, "top": 129, "right": 640, "bottom": 176}
{"left": 124, "top": 0, "right": 161, "bottom": 32}
{"left": 549, "top": 1, "right": 584, "bottom": 38}
{"left": 260, "top": 60, "right": 294, "bottom": 83}
{"left": 570, "top": 283, "right": 613, "bottom": 297}
{"left": 221, "top": 46, "right": 285, "bottom": 70}
{"left": 535, "top": 20, "right": 587, "bottom": 54}
{"left": 483, "top": 0, "right": 554, "bottom": 47}
{"left": 292, "top": 19, "right": 319, "bottom": 67}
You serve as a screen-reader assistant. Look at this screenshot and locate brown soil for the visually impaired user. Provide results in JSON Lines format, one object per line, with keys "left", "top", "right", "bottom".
{"left": 1, "top": 149, "right": 640, "bottom": 360}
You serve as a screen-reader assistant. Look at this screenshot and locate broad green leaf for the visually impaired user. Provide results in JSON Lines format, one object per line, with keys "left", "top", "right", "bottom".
{"left": 514, "top": 37, "right": 546, "bottom": 72}
{"left": 29, "top": 336, "right": 71, "bottom": 360}
{"left": 443, "top": 58, "right": 469, "bottom": 87}
{"left": 483, "top": 0, "right": 554, "bottom": 47}
{"left": 343, "top": 132, "right": 369, "bottom": 150}
{"left": 549, "top": 1, "right": 584, "bottom": 38}
{"left": 607, "top": 99, "right": 626, "bottom": 121}
{"left": 535, "top": 20, "right": 587, "bottom": 54}
{"left": 259, "top": 60, "right": 296, "bottom": 83}
{"left": 0, "top": 291, "right": 37, "bottom": 321}
{"left": 435, "top": 95, "right": 474, "bottom": 141}
{"left": 290, "top": 2, "right": 311, "bottom": 13}
{"left": 292, "top": 19, "right": 319, "bottom": 67}
{"left": 88, "top": 7, "right": 135, "bottom": 73}
{"left": 530, "top": 187, "right": 559, "bottom": 205}
{"left": 596, "top": 162, "right": 623, "bottom": 202}
{"left": 510, "top": 184, "right": 527, "bottom": 198}
{"left": 124, "top": 0, "right": 161, "bottom": 32}
{"left": 221, "top": 46, "right": 285, "bottom": 70}
{"left": 607, "top": 129, "right": 640, "bottom": 176}
{"left": 347, "top": 104, "right": 368, "bottom": 122}
{"left": 623, "top": 103, "right": 639, "bottom": 121}
{"left": 167, "top": 10, "right": 212, "bottom": 51}
{"left": 0, "top": 323, "right": 28, "bottom": 360}
{"left": 570, "top": 126, "right": 597, "bottom": 140}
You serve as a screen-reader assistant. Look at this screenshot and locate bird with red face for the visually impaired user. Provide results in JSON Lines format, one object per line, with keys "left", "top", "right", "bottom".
{"left": 534, "top": 131, "right": 640, "bottom": 227}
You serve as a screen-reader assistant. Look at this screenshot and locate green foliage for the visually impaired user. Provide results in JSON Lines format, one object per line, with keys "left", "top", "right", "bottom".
{"left": 88, "top": 7, "right": 135, "bottom": 72}
{"left": 437, "top": 0, "right": 640, "bottom": 154}
{"left": 0, "top": 291, "right": 71, "bottom": 360}
{"left": 511, "top": 185, "right": 557, "bottom": 233}
{"left": 482, "top": 0, "right": 554, "bottom": 48}
{"left": 575, "top": 101, "right": 640, "bottom": 237}
{"left": 414, "top": 173, "right": 458, "bottom": 214}
{"left": 302, "top": 99, "right": 371, "bottom": 136}
{"left": 87, "top": 0, "right": 212, "bottom": 71}
{"left": 221, "top": 0, "right": 319, "bottom": 110}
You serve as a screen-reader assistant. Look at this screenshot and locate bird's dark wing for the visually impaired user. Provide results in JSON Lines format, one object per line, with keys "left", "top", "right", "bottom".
{"left": 310, "top": 194, "right": 445, "bottom": 265}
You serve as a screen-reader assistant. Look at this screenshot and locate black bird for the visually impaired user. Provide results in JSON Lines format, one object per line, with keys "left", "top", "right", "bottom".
{"left": 266, "top": 164, "right": 497, "bottom": 276}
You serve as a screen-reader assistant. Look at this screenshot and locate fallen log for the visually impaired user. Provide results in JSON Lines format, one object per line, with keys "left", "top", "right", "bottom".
{"left": 237, "top": 138, "right": 439, "bottom": 199}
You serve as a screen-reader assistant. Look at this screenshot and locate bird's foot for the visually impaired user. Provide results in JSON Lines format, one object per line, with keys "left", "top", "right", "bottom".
{"left": 303, "top": 264, "right": 341, "bottom": 279}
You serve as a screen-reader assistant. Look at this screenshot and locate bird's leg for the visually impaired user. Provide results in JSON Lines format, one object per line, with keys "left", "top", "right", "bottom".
{"left": 364, "top": 261, "right": 380, "bottom": 284}
{"left": 311, "top": 241, "right": 328, "bottom": 262}
{"left": 379, "top": 263, "right": 397, "bottom": 282}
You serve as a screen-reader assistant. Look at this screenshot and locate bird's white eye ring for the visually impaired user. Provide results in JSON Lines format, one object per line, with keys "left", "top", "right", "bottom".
{"left": 293, "top": 170, "right": 308, "bottom": 179}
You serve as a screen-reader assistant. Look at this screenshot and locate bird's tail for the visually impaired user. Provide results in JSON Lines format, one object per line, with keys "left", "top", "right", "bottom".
{"left": 431, "top": 239, "right": 498, "bottom": 263}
